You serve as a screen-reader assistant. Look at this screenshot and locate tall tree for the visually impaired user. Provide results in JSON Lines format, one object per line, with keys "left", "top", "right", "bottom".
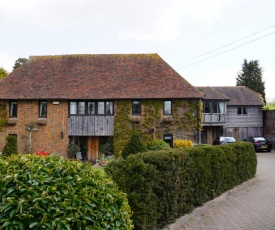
{"left": 13, "top": 58, "right": 28, "bottom": 70}
{"left": 0, "top": 67, "right": 9, "bottom": 80}
{"left": 236, "top": 59, "right": 266, "bottom": 104}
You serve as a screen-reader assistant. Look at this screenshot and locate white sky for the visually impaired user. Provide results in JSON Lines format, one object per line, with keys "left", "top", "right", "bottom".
{"left": 1, "top": 0, "right": 274, "bottom": 101}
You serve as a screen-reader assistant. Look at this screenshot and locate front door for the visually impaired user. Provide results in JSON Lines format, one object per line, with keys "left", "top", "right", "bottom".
{"left": 87, "top": 136, "right": 100, "bottom": 162}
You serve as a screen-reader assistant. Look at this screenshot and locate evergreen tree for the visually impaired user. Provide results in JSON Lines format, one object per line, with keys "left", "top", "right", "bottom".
{"left": 13, "top": 58, "right": 28, "bottom": 70}
{"left": 2, "top": 135, "right": 18, "bottom": 156}
{"left": 236, "top": 59, "right": 266, "bottom": 104}
{"left": 122, "top": 130, "right": 147, "bottom": 158}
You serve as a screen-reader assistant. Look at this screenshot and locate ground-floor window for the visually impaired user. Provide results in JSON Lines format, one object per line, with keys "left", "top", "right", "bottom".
{"left": 163, "top": 134, "right": 173, "bottom": 147}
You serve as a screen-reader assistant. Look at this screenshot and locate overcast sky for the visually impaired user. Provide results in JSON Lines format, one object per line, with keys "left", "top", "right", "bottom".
{"left": 1, "top": 0, "right": 274, "bottom": 101}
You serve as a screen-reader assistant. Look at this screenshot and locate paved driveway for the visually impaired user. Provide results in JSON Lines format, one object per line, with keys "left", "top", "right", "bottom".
{"left": 179, "top": 150, "right": 275, "bottom": 230}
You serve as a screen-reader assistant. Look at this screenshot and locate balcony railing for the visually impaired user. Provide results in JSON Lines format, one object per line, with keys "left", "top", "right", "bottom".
{"left": 202, "top": 113, "right": 226, "bottom": 123}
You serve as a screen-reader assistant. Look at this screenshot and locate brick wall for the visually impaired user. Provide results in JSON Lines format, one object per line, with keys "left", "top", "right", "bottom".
{"left": 264, "top": 110, "right": 275, "bottom": 148}
{"left": 0, "top": 100, "right": 69, "bottom": 157}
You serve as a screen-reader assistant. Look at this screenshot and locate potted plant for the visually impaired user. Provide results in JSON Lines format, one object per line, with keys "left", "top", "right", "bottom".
{"left": 98, "top": 153, "right": 108, "bottom": 166}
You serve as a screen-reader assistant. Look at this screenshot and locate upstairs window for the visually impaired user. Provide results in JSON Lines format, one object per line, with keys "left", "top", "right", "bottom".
{"left": 203, "top": 101, "right": 225, "bottom": 114}
{"left": 69, "top": 101, "right": 113, "bottom": 116}
{"left": 132, "top": 100, "right": 141, "bottom": 115}
{"left": 106, "top": 101, "right": 113, "bottom": 115}
{"left": 237, "top": 106, "right": 247, "bottom": 115}
{"left": 9, "top": 101, "right": 18, "bottom": 117}
{"left": 39, "top": 101, "right": 47, "bottom": 117}
{"left": 164, "top": 100, "right": 172, "bottom": 115}
{"left": 88, "top": 102, "right": 95, "bottom": 115}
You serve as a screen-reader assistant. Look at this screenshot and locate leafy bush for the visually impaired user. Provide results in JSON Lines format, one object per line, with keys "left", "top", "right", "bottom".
{"left": 146, "top": 139, "right": 171, "bottom": 151}
{"left": 106, "top": 142, "right": 256, "bottom": 229}
{"left": 0, "top": 154, "right": 133, "bottom": 230}
{"left": 173, "top": 139, "right": 193, "bottom": 148}
{"left": 2, "top": 135, "right": 18, "bottom": 156}
{"left": 122, "top": 130, "right": 147, "bottom": 158}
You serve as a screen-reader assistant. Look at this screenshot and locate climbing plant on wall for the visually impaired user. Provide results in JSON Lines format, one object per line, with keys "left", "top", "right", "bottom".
{"left": 0, "top": 104, "right": 8, "bottom": 131}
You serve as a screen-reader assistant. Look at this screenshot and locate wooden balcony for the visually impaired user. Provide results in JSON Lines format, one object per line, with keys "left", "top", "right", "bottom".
{"left": 68, "top": 115, "right": 114, "bottom": 136}
{"left": 202, "top": 113, "right": 227, "bottom": 125}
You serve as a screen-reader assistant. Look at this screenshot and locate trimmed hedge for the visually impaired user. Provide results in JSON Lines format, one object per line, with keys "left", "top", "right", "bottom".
{"left": 0, "top": 154, "right": 133, "bottom": 230}
{"left": 105, "top": 142, "right": 256, "bottom": 229}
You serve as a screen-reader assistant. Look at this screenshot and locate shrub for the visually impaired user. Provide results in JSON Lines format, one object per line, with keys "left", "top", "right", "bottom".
{"left": 146, "top": 139, "right": 171, "bottom": 151}
{"left": 0, "top": 154, "right": 133, "bottom": 230}
{"left": 2, "top": 135, "right": 18, "bottom": 156}
{"left": 173, "top": 139, "right": 193, "bottom": 148}
{"left": 106, "top": 142, "right": 256, "bottom": 229}
{"left": 122, "top": 130, "right": 147, "bottom": 158}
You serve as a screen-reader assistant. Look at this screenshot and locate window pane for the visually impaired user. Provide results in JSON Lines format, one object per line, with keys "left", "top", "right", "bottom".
{"left": 243, "top": 107, "right": 247, "bottom": 114}
{"left": 212, "top": 102, "right": 218, "bottom": 113}
{"left": 204, "top": 102, "right": 210, "bottom": 113}
{"left": 218, "top": 102, "right": 225, "bottom": 113}
{"left": 132, "top": 100, "right": 141, "bottom": 115}
{"left": 70, "top": 102, "right": 77, "bottom": 115}
{"left": 164, "top": 101, "right": 172, "bottom": 115}
{"left": 88, "top": 102, "right": 95, "bottom": 115}
{"left": 39, "top": 101, "right": 47, "bottom": 117}
{"left": 98, "top": 102, "right": 105, "bottom": 115}
{"left": 10, "top": 102, "right": 17, "bottom": 117}
{"left": 237, "top": 107, "right": 242, "bottom": 114}
{"left": 106, "top": 101, "right": 113, "bottom": 115}
{"left": 78, "top": 102, "right": 85, "bottom": 114}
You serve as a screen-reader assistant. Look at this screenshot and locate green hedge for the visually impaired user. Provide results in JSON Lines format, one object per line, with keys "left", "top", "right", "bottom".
{"left": 0, "top": 154, "right": 133, "bottom": 230}
{"left": 105, "top": 142, "right": 256, "bottom": 229}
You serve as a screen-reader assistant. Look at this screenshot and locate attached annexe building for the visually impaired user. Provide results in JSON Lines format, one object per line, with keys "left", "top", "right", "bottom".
{"left": 197, "top": 86, "right": 264, "bottom": 144}
{"left": 0, "top": 54, "right": 203, "bottom": 161}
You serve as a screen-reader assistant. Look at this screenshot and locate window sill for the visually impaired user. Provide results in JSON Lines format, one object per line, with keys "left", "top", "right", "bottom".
{"left": 37, "top": 118, "right": 47, "bottom": 125}
{"left": 130, "top": 116, "right": 142, "bottom": 123}
{"left": 162, "top": 116, "right": 174, "bottom": 123}
{"left": 7, "top": 118, "right": 17, "bottom": 125}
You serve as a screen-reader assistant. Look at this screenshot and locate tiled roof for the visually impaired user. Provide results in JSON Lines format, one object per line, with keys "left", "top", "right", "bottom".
{"left": 196, "top": 87, "right": 230, "bottom": 100}
{"left": 197, "top": 86, "right": 263, "bottom": 106}
{"left": 0, "top": 54, "right": 202, "bottom": 100}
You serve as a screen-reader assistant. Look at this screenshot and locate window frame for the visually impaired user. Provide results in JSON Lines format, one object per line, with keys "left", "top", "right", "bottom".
{"left": 69, "top": 101, "right": 114, "bottom": 116}
{"left": 237, "top": 106, "right": 247, "bottom": 115}
{"left": 9, "top": 101, "right": 18, "bottom": 118}
{"left": 163, "top": 134, "right": 173, "bottom": 148}
{"left": 163, "top": 100, "right": 172, "bottom": 115}
{"left": 132, "top": 100, "right": 141, "bottom": 116}
{"left": 39, "top": 101, "right": 47, "bottom": 118}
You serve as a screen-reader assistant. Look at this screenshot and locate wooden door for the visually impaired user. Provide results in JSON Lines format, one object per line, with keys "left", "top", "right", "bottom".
{"left": 87, "top": 136, "right": 99, "bottom": 162}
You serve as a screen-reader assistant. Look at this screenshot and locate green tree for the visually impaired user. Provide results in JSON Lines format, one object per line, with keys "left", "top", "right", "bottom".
{"left": 236, "top": 59, "right": 266, "bottom": 104}
{"left": 0, "top": 67, "right": 8, "bottom": 80}
{"left": 2, "top": 135, "right": 18, "bottom": 156}
{"left": 122, "top": 130, "right": 147, "bottom": 158}
{"left": 13, "top": 57, "right": 28, "bottom": 70}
